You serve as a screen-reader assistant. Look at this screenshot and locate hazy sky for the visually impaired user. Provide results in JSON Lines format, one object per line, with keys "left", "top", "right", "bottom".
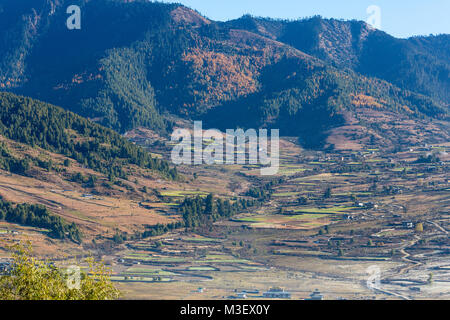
{"left": 161, "top": 0, "right": 450, "bottom": 38}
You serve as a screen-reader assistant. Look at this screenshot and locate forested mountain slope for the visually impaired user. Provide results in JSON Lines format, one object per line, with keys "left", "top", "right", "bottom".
{"left": 0, "top": 0, "right": 448, "bottom": 148}
{"left": 0, "top": 92, "right": 178, "bottom": 179}
{"left": 225, "top": 15, "right": 450, "bottom": 104}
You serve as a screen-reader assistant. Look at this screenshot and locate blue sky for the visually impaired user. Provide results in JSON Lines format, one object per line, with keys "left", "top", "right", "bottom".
{"left": 161, "top": 0, "right": 450, "bottom": 38}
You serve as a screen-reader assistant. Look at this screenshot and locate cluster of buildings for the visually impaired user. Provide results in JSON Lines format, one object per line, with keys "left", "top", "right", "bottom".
{"left": 229, "top": 287, "right": 324, "bottom": 300}
{"left": 262, "top": 287, "right": 292, "bottom": 299}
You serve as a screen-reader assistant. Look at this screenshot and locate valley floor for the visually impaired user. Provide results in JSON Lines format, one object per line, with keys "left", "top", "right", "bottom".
{"left": 1, "top": 134, "right": 449, "bottom": 300}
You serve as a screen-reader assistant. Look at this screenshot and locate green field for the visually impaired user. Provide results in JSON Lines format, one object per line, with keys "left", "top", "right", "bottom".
{"left": 187, "top": 266, "right": 217, "bottom": 271}
{"left": 184, "top": 237, "right": 222, "bottom": 242}
{"left": 273, "top": 192, "right": 301, "bottom": 197}
{"left": 160, "top": 190, "right": 209, "bottom": 197}
{"left": 292, "top": 206, "right": 357, "bottom": 214}
{"left": 123, "top": 255, "right": 188, "bottom": 263}
{"left": 111, "top": 276, "right": 172, "bottom": 282}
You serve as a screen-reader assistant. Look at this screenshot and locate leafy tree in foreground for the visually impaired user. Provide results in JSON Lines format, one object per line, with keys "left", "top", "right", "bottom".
{"left": 0, "top": 242, "right": 120, "bottom": 300}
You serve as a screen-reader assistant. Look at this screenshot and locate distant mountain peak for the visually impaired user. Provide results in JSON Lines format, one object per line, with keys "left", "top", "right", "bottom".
{"left": 170, "top": 6, "right": 210, "bottom": 27}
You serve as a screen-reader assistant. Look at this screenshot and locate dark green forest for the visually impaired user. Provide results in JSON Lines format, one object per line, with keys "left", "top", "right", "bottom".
{"left": 180, "top": 194, "right": 256, "bottom": 229}
{"left": 111, "top": 194, "right": 258, "bottom": 241}
{"left": 0, "top": 198, "right": 81, "bottom": 242}
{"left": 0, "top": 92, "right": 178, "bottom": 180}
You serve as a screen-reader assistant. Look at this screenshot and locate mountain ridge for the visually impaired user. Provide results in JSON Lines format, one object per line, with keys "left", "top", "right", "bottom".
{"left": 0, "top": 0, "right": 448, "bottom": 149}
{"left": 226, "top": 15, "right": 450, "bottom": 104}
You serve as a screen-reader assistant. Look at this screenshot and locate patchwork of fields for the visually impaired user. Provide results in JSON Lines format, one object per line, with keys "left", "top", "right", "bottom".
{"left": 1, "top": 132, "right": 449, "bottom": 299}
